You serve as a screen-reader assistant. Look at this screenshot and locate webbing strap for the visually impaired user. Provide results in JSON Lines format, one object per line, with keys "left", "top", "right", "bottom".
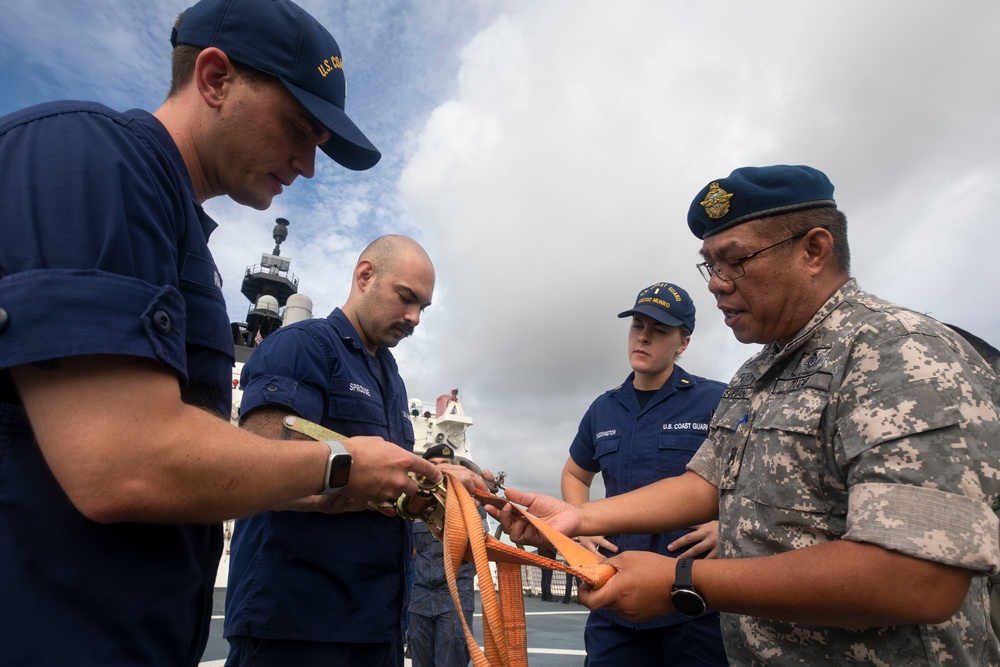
{"left": 276, "top": 417, "right": 614, "bottom": 665}
{"left": 440, "top": 473, "right": 616, "bottom": 666}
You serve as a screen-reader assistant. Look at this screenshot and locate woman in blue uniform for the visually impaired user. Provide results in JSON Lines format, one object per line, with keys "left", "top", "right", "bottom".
{"left": 561, "top": 282, "right": 728, "bottom": 667}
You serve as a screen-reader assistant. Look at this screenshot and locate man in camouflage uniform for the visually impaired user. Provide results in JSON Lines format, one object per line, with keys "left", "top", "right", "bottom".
{"left": 495, "top": 165, "right": 1000, "bottom": 665}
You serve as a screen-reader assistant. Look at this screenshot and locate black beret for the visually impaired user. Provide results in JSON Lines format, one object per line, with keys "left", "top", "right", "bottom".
{"left": 687, "top": 165, "right": 837, "bottom": 240}
{"left": 422, "top": 443, "right": 455, "bottom": 460}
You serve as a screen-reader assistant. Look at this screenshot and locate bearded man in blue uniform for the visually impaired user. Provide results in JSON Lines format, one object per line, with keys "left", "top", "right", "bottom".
{"left": 561, "top": 282, "right": 728, "bottom": 667}
{"left": 225, "top": 235, "right": 443, "bottom": 667}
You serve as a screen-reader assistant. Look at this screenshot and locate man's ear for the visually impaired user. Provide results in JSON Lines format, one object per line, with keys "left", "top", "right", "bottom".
{"left": 355, "top": 259, "right": 375, "bottom": 291}
{"left": 193, "top": 47, "right": 236, "bottom": 110}
{"left": 802, "top": 226, "right": 835, "bottom": 275}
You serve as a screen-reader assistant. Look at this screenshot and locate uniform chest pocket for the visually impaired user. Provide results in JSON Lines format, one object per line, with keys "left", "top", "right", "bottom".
{"left": 401, "top": 417, "right": 415, "bottom": 450}
{"left": 740, "top": 385, "right": 843, "bottom": 514}
{"left": 593, "top": 436, "right": 621, "bottom": 470}
{"left": 656, "top": 433, "right": 706, "bottom": 478}
{"left": 328, "top": 381, "right": 388, "bottom": 434}
{"left": 712, "top": 399, "right": 751, "bottom": 492}
{"left": 178, "top": 253, "right": 231, "bottom": 356}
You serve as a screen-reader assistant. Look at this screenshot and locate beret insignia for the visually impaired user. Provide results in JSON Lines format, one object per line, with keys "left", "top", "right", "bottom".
{"left": 700, "top": 182, "right": 733, "bottom": 219}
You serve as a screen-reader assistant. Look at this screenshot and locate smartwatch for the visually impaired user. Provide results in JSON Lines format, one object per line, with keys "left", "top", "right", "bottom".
{"left": 670, "top": 558, "right": 707, "bottom": 617}
{"left": 321, "top": 440, "right": 352, "bottom": 494}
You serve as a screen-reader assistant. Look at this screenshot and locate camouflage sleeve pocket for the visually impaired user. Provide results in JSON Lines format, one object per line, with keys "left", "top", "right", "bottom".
{"left": 837, "top": 377, "right": 963, "bottom": 460}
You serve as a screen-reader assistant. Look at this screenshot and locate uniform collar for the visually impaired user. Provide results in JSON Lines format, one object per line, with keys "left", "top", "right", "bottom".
{"left": 618, "top": 364, "right": 696, "bottom": 412}
{"left": 768, "top": 278, "right": 860, "bottom": 361}
{"left": 327, "top": 307, "right": 399, "bottom": 370}
{"left": 124, "top": 109, "right": 217, "bottom": 240}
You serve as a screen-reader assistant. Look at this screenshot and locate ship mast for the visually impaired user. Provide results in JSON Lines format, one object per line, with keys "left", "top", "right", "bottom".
{"left": 231, "top": 218, "right": 312, "bottom": 363}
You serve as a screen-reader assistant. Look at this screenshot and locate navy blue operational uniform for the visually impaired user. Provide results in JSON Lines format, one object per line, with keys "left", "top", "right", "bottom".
{"left": 225, "top": 308, "right": 414, "bottom": 667}
{"left": 407, "top": 516, "right": 479, "bottom": 667}
{"left": 569, "top": 366, "right": 728, "bottom": 667}
{"left": 0, "top": 102, "right": 231, "bottom": 666}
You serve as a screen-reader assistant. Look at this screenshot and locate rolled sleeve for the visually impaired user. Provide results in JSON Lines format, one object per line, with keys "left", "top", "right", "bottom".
{"left": 237, "top": 326, "right": 328, "bottom": 422}
{"left": 845, "top": 482, "right": 1000, "bottom": 575}
{"left": 686, "top": 445, "right": 719, "bottom": 487}
{"left": 239, "top": 374, "right": 324, "bottom": 423}
{"left": 0, "top": 269, "right": 187, "bottom": 379}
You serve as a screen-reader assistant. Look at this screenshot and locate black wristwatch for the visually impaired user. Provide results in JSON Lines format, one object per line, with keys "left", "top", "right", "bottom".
{"left": 320, "top": 440, "right": 352, "bottom": 494}
{"left": 670, "top": 558, "right": 707, "bottom": 617}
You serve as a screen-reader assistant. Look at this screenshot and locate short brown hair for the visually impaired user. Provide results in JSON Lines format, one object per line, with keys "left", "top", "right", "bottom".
{"left": 166, "top": 12, "right": 275, "bottom": 100}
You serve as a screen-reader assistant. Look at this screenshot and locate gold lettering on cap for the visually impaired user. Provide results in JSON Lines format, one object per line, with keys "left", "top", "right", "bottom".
{"left": 700, "top": 182, "right": 733, "bottom": 219}
{"left": 637, "top": 296, "right": 671, "bottom": 309}
{"left": 317, "top": 55, "right": 344, "bottom": 78}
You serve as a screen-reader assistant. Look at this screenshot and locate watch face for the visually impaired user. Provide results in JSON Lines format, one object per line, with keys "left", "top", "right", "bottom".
{"left": 329, "top": 454, "right": 352, "bottom": 488}
{"left": 670, "top": 588, "right": 706, "bottom": 617}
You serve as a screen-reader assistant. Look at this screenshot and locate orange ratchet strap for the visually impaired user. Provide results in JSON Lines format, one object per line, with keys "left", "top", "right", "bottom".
{"left": 439, "top": 472, "right": 616, "bottom": 667}
{"left": 279, "top": 417, "right": 616, "bottom": 666}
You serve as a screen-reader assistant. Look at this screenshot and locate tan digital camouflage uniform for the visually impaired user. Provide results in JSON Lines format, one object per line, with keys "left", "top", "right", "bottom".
{"left": 688, "top": 279, "right": 1000, "bottom": 665}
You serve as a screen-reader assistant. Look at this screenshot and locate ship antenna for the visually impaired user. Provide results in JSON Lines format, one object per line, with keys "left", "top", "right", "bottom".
{"left": 272, "top": 218, "right": 289, "bottom": 256}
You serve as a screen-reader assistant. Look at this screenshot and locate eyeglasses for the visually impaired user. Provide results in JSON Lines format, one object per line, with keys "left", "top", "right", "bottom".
{"left": 696, "top": 230, "right": 811, "bottom": 283}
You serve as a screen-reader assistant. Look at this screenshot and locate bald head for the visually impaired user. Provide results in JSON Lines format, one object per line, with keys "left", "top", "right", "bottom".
{"left": 344, "top": 235, "right": 435, "bottom": 354}
{"left": 358, "top": 235, "right": 431, "bottom": 276}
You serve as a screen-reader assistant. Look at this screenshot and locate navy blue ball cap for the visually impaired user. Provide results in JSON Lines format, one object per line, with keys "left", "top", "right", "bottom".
{"left": 618, "top": 282, "right": 696, "bottom": 332}
{"left": 687, "top": 165, "right": 836, "bottom": 239}
{"left": 172, "top": 0, "right": 381, "bottom": 171}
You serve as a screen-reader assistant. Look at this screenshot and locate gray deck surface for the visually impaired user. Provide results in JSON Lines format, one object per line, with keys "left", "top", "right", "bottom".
{"left": 198, "top": 587, "right": 589, "bottom": 666}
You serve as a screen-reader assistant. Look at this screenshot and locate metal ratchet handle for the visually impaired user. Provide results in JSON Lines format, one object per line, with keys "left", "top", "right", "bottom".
{"left": 279, "top": 416, "right": 466, "bottom": 542}
{"left": 281, "top": 415, "right": 347, "bottom": 442}
{"left": 453, "top": 455, "right": 507, "bottom": 492}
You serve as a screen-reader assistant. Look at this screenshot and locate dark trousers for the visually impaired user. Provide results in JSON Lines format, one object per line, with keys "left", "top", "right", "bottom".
{"left": 225, "top": 636, "right": 402, "bottom": 667}
{"left": 540, "top": 567, "right": 554, "bottom": 600}
{"left": 563, "top": 573, "right": 578, "bottom": 603}
{"left": 408, "top": 610, "right": 473, "bottom": 667}
{"left": 583, "top": 612, "right": 728, "bottom": 667}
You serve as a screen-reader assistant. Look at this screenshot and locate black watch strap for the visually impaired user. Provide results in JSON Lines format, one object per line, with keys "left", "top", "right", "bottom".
{"left": 670, "top": 557, "right": 707, "bottom": 617}
{"left": 675, "top": 557, "right": 695, "bottom": 587}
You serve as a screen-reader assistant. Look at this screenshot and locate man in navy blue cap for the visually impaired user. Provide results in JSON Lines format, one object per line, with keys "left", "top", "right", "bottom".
{"left": 560, "top": 282, "right": 728, "bottom": 667}
{"left": 0, "top": 2, "right": 455, "bottom": 666}
{"left": 493, "top": 165, "right": 1000, "bottom": 665}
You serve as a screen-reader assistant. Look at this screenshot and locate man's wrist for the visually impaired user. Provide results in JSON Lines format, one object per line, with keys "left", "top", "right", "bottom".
{"left": 670, "top": 557, "right": 707, "bottom": 617}
{"left": 320, "top": 440, "right": 352, "bottom": 495}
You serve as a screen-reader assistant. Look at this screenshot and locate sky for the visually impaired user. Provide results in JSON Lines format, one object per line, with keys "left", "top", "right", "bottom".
{"left": 3, "top": 0, "right": 999, "bottom": 500}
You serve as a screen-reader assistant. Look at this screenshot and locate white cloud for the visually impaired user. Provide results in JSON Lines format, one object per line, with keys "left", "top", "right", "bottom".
{"left": 4, "top": 0, "right": 997, "bottom": 499}
{"left": 395, "top": 0, "right": 1000, "bottom": 494}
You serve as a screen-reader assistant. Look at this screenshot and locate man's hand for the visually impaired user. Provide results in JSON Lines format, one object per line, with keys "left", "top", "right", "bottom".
{"left": 485, "top": 487, "right": 581, "bottom": 547}
{"left": 577, "top": 550, "right": 674, "bottom": 623}
{"left": 338, "top": 436, "right": 442, "bottom": 504}
{"left": 669, "top": 521, "right": 719, "bottom": 559}
{"left": 240, "top": 408, "right": 442, "bottom": 508}
{"left": 437, "top": 462, "right": 493, "bottom": 495}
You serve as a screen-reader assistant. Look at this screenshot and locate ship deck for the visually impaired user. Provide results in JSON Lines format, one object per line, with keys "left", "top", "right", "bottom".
{"left": 198, "top": 586, "right": 589, "bottom": 666}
